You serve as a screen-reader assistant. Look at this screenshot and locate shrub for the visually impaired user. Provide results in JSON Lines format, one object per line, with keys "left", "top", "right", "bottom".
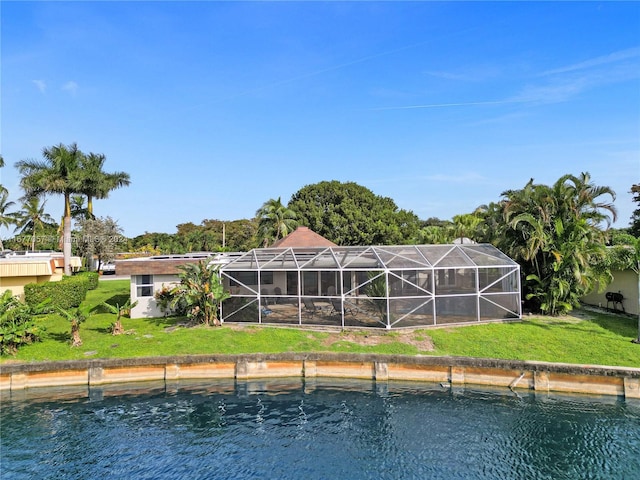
{"left": 0, "top": 291, "right": 44, "bottom": 355}
{"left": 24, "top": 276, "right": 90, "bottom": 312}
{"left": 76, "top": 271, "right": 99, "bottom": 290}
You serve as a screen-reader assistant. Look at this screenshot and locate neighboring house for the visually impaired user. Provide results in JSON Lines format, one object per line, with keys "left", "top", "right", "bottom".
{"left": 116, "top": 252, "right": 225, "bottom": 319}
{"left": 581, "top": 269, "right": 639, "bottom": 316}
{"left": 116, "top": 227, "right": 330, "bottom": 319}
{"left": 0, "top": 251, "right": 82, "bottom": 299}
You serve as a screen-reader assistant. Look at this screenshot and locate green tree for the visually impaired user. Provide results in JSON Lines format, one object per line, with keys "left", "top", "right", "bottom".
{"left": 0, "top": 154, "right": 7, "bottom": 196}
{"left": 76, "top": 216, "right": 125, "bottom": 271}
{"left": 630, "top": 184, "right": 640, "bottom": 237}
{"left": 170, "top": 260, "right": 230, "bottom": 326}
{"left": 100, "top": 298, "right": 138, "bottom": 335}
{"left": 256, "top": 197, "right": 298, "bottom": 247}
{"left": 452, "top": 213, "right": 482, "bottom": 242}
{"left": 70, "top": 195, "right": 88, "bottom": 220}
{"left": 14, "top": 197, "right": 55, "bottom": 251}
{"left": 16, "top": 143, "right": 85, "bottom": 275}
{"left": 604, "top": 235, "right": 640, "bottom": 344}
{"left": 486, "top": 173, "right": 616, "bottom": 315}
{"left": 288, "top": 181, "right": 419, "bottom": 246}
{"left": 76, "top": 152, "right": 130, "bottom": 218}
{"left": 0, "top": 190, "right": 18, "bottom": 251}
{"left": 56, "top": 306, "right": 88, "bottom": 347}
{"left": 415, "top": 225, "right": 453, "bottom": 244}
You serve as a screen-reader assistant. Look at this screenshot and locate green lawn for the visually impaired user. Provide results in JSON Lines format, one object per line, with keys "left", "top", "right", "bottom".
{"left": 2, "top": 279, "right": 639, "bottom": 368}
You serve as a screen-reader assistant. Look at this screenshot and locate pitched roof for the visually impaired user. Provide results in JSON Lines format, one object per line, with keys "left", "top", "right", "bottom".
{"left": 270, "top": 226, "right": 337, "bottom": 248}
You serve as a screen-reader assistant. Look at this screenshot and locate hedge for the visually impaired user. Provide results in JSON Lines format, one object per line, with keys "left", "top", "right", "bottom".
{"left": 24, "top": 276, "right": 90, "bottom": 311}
{"left": 76, "top": 271, "right": 99, "bottom": 290}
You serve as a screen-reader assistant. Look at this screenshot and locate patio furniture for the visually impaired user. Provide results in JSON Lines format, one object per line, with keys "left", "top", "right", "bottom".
{"left": 330, "top": 298, "right": 356, "bottom": 316}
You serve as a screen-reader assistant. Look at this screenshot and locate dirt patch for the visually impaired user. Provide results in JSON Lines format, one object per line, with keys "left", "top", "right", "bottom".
{"left": 322, "top": 331, "right": 434, "bottom": 351}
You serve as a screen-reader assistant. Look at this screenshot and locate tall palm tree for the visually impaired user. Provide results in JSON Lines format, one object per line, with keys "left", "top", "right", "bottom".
{"left": 15, "top": 143, "right": 84, "bottom": 275}
{"left": 452, "top": 213, "right": 481, "bottom": 242}
{"left": 0, "top": 154, "right": 7, "bottom": 196}
{"left": 255, "top": 197, "right": 298, "bottom": 247}
{"left": 14, "top": 197, "right": 55, "bottom": 251}
{"left": 0, "top": 190, "right": 18, "bottom": 251}
{"left": 494, "top": 173, "right": 615, "bottom": 315}
{"left": 76, "top": 152, "right": 130, "bottom": 218}
{"left": 70, "top": 195, "right": 88, "bottom": 221}
{"left": 560, "top": 172, "right": 617, "bottom": 226}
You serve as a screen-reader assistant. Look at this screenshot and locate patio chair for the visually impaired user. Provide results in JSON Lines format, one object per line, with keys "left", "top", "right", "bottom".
{"left": 273, "top": 287, "right": 282, "bottom": 304}
{"left": 303, "top": 298, "right": 321, "bottom": 316}
{"left": 330, "top": 298, "right": 356, "bottom": 316}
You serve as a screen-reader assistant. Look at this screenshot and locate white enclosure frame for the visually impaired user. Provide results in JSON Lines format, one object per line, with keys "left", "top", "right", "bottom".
{"left": 219, "top": 244, "right": 521, "bottom": 329}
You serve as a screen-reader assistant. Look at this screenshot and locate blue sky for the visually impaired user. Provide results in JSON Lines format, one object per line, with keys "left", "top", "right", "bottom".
{"left": 2, "top": 1, "right": 639, "bottom": 239}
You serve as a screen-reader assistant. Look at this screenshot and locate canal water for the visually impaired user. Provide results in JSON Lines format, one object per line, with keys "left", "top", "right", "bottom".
{"left": 2, "top": 379, "right": 639, "bottom": 479}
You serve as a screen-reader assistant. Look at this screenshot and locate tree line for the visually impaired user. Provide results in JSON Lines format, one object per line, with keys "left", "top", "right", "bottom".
{"left": 2, "top": 146, "right": 639, "bottom": 318}
{"left": 0, "top": 144, "right": 130, "bottom": 274}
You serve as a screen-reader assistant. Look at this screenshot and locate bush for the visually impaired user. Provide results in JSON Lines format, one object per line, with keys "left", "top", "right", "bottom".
{"left": 76, "top": 271, "right": 99, "bottom": 290}
{"left": 24, "top": 276, "right": 90, "bottom": 312}
{"left": 0, "top": 291, "right": 44, "bottom": 355}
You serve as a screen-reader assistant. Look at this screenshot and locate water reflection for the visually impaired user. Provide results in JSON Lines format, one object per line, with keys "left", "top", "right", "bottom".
{"left": 2, "top": 379, "right": 639, "bottom": 479}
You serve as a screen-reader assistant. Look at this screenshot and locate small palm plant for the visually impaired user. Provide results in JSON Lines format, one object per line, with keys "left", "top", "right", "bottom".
{"left": 171, "top": 260, "right": 230, "bottom": 326}
{"left": 56, "top": 306, "right": 88, "bottom": 347}
{"left": 363, "top": 272, "right": 388, "bottom": 324}
{"left": 101, "top": 298, "right": 138, "bottom": 335}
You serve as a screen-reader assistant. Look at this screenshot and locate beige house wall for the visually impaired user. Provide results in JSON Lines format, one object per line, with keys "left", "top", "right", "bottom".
{"left": 129, "top": 273, "right": 181, "bottom": 319}
{"left": 0, "top": 258, "right": 63, "bottom": 300}
{"left": 0, "top": 274, "right": 61, "bottom": 300}
{"left": 581, "top": 269, "right": 638, "bottom": 316}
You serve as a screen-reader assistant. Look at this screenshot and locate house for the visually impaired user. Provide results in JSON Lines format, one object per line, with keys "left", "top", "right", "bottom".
{"left": 115, "top": 252, "right": 220, "bottom": 319}
{"left": 581, "top": 269, "right": 639, "bottom": 316}
{"left": 115, "top": 227, "right": 330, "bottom": 319}
{"left": 117, "top": 227, "right": 522, "bottom": 329}
{"left": 0, "top": 251, "right": 82, "bottom": 299}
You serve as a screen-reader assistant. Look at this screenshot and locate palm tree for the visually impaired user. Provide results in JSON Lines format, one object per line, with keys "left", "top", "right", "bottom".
{"left": 76, "top": 152, "right": 130, "bottom": 218}
{"left": 452, "top": 213, "right": 481, "bottom": 242}
{"left": 14, "top": 197, "right": 55, "bottom": 251}
{"left": 70, "top": 195, "right": 88, "bottom": 220}
{"left": 0, "top": 190, "right": 18, "bottom": 251}
{"left": 494, "top": 173, "right": 615, "bottom": 315}
{"left": 0, "top": 154, "right": 7, "bottom": 196}
{"left": 101, "top": 298, "right": 138, "bottom": 335}
{"left": 170, "top": 260, "right": 230, "bottom": 326}
{"left": 16, "top": 143, "right": 84, "bottom": 275}
{"left": 255, "top": 197, "right": 298, "bottom": 247}
{"left": 56, "top": 306, "right": 87, "bottom": 347}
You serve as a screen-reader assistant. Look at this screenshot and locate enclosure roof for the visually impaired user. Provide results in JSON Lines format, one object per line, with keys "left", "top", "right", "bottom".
{"left": 219, "top": 244, "right": 517, "bottom": 271}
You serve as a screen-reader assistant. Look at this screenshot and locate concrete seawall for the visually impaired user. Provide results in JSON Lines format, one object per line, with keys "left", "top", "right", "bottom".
{"left": 1, "top": 354, "right": 639, "bottom": 399}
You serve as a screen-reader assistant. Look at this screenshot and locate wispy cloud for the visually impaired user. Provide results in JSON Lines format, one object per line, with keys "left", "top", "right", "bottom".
{"left": 32, "top": 80, "right": 46, "bottom": 93}
{"left": 62, "top": 81, "right": 79, "bottom": 95}
{"left": 425, "top": 65, "right": 500, "bottom": 82}
{"left": 368, "top": 99, "right": 529, "bottom": 111}
{"left": 511, "top": 46, "right": 640, "bottom": 105}
{"left": 538, "top": 46, "right": 640, "bottom": 77}
{"left": 374, "top": 46, "right": 640, "bottom": 112}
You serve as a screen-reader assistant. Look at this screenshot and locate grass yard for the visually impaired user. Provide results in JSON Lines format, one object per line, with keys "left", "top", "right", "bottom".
{"left": 2, "top": 279, "right": 639, "bottom": 368}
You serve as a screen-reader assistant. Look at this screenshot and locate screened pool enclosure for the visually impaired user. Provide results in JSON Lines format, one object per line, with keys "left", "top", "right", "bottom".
{"left": 219, "top": 244, "right": 521, "bottom": 329}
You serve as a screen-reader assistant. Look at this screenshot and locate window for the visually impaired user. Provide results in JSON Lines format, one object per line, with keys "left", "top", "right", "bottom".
{"left": 136, "top": 275, "right": 154, "bottom": 297}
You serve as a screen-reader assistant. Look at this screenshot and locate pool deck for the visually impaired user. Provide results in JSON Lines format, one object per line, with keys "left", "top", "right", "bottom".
{"left": 1, "top": 353, "right": 639, "bottom": 399}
